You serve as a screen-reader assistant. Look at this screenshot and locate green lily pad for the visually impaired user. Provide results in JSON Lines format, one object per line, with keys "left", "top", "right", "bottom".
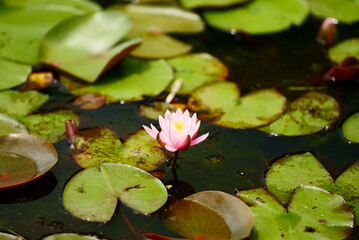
{"left": 71, "top": 58, "right": 173, "bottom": 102}
{"left": 42, "top": 233, "right": 101, "bottom": 240}
{"left": 334, "top": 161, "right": 359, "bottom": 225}
{"left": 190, "top": 82, "right": 286, "bottom": 129}
{"left": 71, "top": 128, "right": 167, "bottom": 171}
{"left": 0, "top": 232, "right": 23, "bottom": 240}
{"left": 164, "top": 191, "right": 253, "bottom": 240}
{"left": 62, "top": 163, "right": 168, "bottom": 222}
{"left": 237, "top": 186, "right": 354, "bottom": 240}
{"left": 329, "top": 38, "right": 359, "bottom": 64}
{"left": 0, "top": 0, "right": 101, "bottom": 12}
{"left": 260, "top": 91, "right": 340, "bottom": 136}
{"left": 0, "top": 113, "right": 28, "bottom": 136}
{"left": 39, "top": 10, "right": 141, "bottom": 82}
{"left": 203, "top": 0, "right": 309, "bottom": 34}
{"left": 266, "top": 152, "right": 334, "bottom": 205}
{"left": 179, "top": 0, "right": 250, "bottom": 9}
{"left": 110, "top": 4, "right": 204, "bottom": 34}
{"left": 0, "top": 5, "right": 82, "bottom": 64}
{"left": 0, "top": 90, "right": 49, "bottom": 120}
{"left": 0, "top": 58, "right": 32, "bottom": 91}
{"left": 130, "top": 32, "right": 192, "bottom": 59}
{"left": 307, "top": 0, "right": 359, "bottom": 24}
{"left": 342, "top": 112, "right": 359, "bottom": 143}
{"left": 23, "top": 110, "right": 79, "bottom": 143}
{"left": 139, "top": 102, "right": 178, "bottom": 120}
{"left": 167, "top": 53, "right": 228, "bottom": 94}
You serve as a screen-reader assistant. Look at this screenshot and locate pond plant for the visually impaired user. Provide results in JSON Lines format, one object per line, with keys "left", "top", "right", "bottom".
{"left": 0, "top": 0, "right": 359, "bottom": 240}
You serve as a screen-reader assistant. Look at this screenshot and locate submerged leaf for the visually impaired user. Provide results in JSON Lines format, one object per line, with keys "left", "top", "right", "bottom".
{"left": 164, "top": 191, "right": 253, "bottom": 240}
{"left": 71, "top": 128, "right": 167, "bottom": 171}
{"left": 0, "top": 58, "right": 32, "bottom": 91}
{"left": 62, "top": 163, "right": 168, "bottom": 222}
{"left": 342, "top": 112, "right": 359, "bottom": 143}
{"left": 23, "top": 110, "right": 79, "bottom": 143}
{"left": 260, "top": 91, "right": 340, "bottom": 136}
{"left": 0, "top": 90, "right": 49, "bottom": 120}
{"left": 71, "top": 58, "right": 173, "bottom": 102}
{"left": 203, "top": 0, "right": 309, "bottom": 34}
{"left": 237, "top": 186, "right": 354, "bottom": 240}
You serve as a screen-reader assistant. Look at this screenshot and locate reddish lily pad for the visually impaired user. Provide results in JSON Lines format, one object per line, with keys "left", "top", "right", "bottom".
{"left": 167, "top": 53, "right": 229, "bottom": 94}
{"left": 0, "top": 90, "right": 49, "bottom": 120}
{"left": 23, "top": 110, "right": 79, "bottom": 143}
{"left": 203, "top": 0, "right": 309, "bottom": 34}
{"left": 62, "top": 163, "right": 168, "bottom": 222}
{"left": 163, "top": 191, "right": 253, "bottom": 240}
{"left": 71, "top": 128, "right": 167, "bottom": 171}
{"left": 72, "top": 94, "right": 106, "bottom": 110}
{"left": 0, "top": 134, "right": 58, "bottom": 190}
{"left": 323, "top": 56, "right": 359, "bottom": 82}
{"left": 260, "top": 91, "right": 340, "bottom": 136}
{"left": 237, "top": 186, "right": 354, "bottom": 240}
{"left": 342, "top": 112, "right": 359, "bottom": 143}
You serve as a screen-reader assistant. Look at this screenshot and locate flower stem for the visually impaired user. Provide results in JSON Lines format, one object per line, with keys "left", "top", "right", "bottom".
{"left": 169, "top": 151, "right": 179, "bottom": 169}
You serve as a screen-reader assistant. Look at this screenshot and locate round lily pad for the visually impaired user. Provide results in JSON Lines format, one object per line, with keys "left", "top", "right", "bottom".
{"left": 265, "top": 152, "right": 334, "bottom": 205}
{"left": 237, "top": 186, "right": 354, "bottom": 240}
{"left": 62, "top": 163, "right": 168, "bottom": 222}
{"left": 164, "top": 191, "right": 253, "bottom": 240}
{"left": 42, "top": 233, "right": 101, "bottom": 240}
{"left": 260, "top": 91, "right": 340, "bottom": 136}
{"left": 307, "top": 0, "right": 359, "bottom": 24}
{"left": 203, "top": 0, "right": 309, "bottom": 34}
{"left": 0, "top": 134, "right": 58, "bottom": 189}
{"left": 179, "top": 0, "right": 249, "bottom": 9}
{"left": 342, "top": 112, "right": 359, "bottom": 143}
{"left": 0, "top": 58, "right": 32, "bottom": 91}
{"left": 329, "top": 38, "right": 359, "bottom": 64}
{"left": 167, "top": 53, "right": 228, "bottom": 94}
{"left": 0, "top": 113, "right": 28, "bottom": 136}
{"left": 23, "top": 110, "right": 79, "bottom": 143}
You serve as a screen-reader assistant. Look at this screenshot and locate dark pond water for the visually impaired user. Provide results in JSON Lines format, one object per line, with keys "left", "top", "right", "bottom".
{"left": 0, "top": 14, "right": 358, "bottom": 240}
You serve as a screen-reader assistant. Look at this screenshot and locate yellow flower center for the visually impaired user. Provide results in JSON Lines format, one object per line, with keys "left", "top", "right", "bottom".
{"left": 174, "top": 121, "right": 184, "bottom": 131}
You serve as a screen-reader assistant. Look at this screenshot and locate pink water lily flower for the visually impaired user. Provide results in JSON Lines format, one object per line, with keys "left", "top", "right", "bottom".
{"left": 143, "top": 109, "right": 209, "bottom": 152}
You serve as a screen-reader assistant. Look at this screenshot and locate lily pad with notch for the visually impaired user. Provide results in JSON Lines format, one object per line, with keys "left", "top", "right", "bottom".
{"left": 71, "top": 128, "right": 167, "bottom": 171}
{"left": 23, "top": 110, "right": 79, "bottom": 143}
{"left": 237, "top": 185, "right": 354, "bottom": 240}
{"left": 62, "top": 163, "right": 168, "bottom": 222}
{"left": 163, "top": 191, "right": 254, "bottom": 240}
{"left": 0, "top": 134, "right": 58, "bottom": 190}
{"left": 260, "top": 91, "right": 340, "bottom": 136}
{"left": 203, "top": 0, "right": 309, "bottom": 34}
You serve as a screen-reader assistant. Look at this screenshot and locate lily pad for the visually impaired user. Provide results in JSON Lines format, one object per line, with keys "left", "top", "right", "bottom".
{"left": 0, "top": 58, "right": 32, "bottom": 91}
{"left": 329, "top": 38, "right": 359, "bottom": 64}
{"left": 203, "top": 0, "right": 309, "bottom": 34}
{"left": 167, "top": 53, "right": 228, "bottom": 94}
{"left": 164, "top": 191, "right": 253, "bottom": 240}
{"left": 266, "top": 152, "right": 334, "bottom": 205}
{"left": 0, "top": 5, "right": 82, "bottom": 64}
{"left": 23, "top": 110, "right": 79, "bottom": 143}
{"left": 110, "top": 4, "right": 204, "bottom": 34}
{"left": 71, "top": 58, "right": 173, "bottom": 102}
{"left": 260, "top": 91, "right": 340, "bottom": 136}
{"left": 342, "top": 112, "right": 359, "bottom": 143}
{"left": 0, "top": 113, "right": 28, "bottom": 136}
{"left": 71, "top": 128, "right": 167, "bottom": 171}
{"left": 62, "top": 163, "right": 168, "bottom": 222}
{"left": 190, "top": 82, "right": 286, "bottom": 129}
{"left": 0, "top": 232, "right": 23, "bottom": 240}
{"left": 237, "top": 186, "right": 354, "bottom": 240}
{"left": 307, "top": 0, "right": 359, "bottom": 24}
{"left": 39, "top": 10, "right": 141, "bottom": 82}
{"left": 179, "top": 0, "right": 250, "bottom": 9}
{"left": 129, "top": 32, "right": 192, "bottom": 59}
{"left": 42, "top": 233, "right": 101, "bottom": 240}
{"left": 139, "top": 102, "right": 178, "bottom": 120}
{"left": 0, "top": 90, "right": 49, "bottom": 120}
{"left": 0, "top": 133, "right": 58, "bottom": 189}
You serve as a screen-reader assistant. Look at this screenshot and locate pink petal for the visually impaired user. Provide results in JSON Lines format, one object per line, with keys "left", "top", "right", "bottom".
{"left": 189, "top": 120, "right": 200, "bottom": 138}
{"left": 143, "top": 124, "right": 159, "bottom": 139}
{"left": 165, "top": 144, "right": 178, "bottom": 152}
{"left": 159, "top": 131, "right": 171, "bottom": 146}
{"left": 164, "top": 110, "right": 172, "bottom": 120}
{"left": 183, "top": 109, "right": 190, "bottom": 120}
{"left": 190, "top": 132, "right": 209, "bottom": 146}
